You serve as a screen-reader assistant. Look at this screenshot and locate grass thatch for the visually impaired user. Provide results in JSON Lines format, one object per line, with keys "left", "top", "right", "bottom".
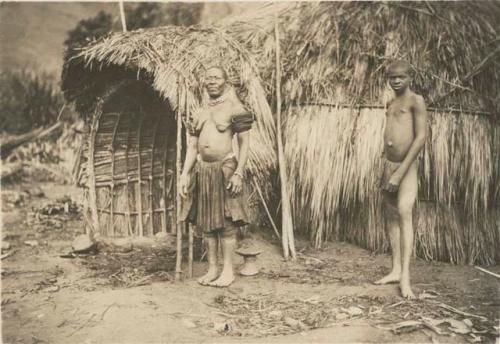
{"left": 225, "top": 2, "right": 500, "bottom": 112}
{"left": 62, "top": 25, "right": 277, "bottom": 194}
{"left": 63, "top": 2, "right": 500, "bottom": 263}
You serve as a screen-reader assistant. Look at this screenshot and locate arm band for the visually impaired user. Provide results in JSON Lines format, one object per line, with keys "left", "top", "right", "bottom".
{"left": 231, "top": 112, "right": 255, "bottom": 133}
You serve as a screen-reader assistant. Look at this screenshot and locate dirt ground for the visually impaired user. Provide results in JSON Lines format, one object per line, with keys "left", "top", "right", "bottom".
{"left": 1, "top": 181, "right": 499, "bottom": 344}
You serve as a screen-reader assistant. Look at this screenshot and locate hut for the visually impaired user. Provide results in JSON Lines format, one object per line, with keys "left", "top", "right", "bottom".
{"left": 63, "top": 2, "right": 500, "bottom": 265}
{"left": 223, "top": 2, "right": 500, "bottom": 264}
{"left": 62, "top": 26, "right": 277, "bottom": 238}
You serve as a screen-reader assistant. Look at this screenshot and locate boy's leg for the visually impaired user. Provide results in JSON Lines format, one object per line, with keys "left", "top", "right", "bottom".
{"left": 375, "top": 196, "right": 402, "bottom": 284}
{"left": 197, "top": 233, "right": 219, "bottom": 285}
{"left": 209, "top": 220, "right": 236, "bottom": 287}
{"left": 397, "top": 162, "right": 418, "bottom": 299}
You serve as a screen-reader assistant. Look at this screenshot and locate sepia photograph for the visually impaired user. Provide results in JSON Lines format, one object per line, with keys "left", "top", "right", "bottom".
{"left": 1, "top": 1, "right": 499, "bottom": 343}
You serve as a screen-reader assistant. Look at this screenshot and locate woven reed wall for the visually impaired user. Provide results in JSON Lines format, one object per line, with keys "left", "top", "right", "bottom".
{"left": 77, "top": 81, "right": 178, "bottom": 238}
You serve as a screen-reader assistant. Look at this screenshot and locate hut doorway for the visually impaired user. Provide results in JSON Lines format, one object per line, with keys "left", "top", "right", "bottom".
{"left": 82, "top": 80, "right": 179, "bottom": 238}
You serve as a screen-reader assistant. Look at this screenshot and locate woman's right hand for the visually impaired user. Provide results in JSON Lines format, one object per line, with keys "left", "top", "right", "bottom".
{"left": 179, "top": 174, "right": 190, "bottom": 199}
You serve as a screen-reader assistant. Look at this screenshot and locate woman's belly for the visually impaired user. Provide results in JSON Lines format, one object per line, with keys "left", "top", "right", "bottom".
{"left": 197, "top": 122, "right": 233, "bottom": 162}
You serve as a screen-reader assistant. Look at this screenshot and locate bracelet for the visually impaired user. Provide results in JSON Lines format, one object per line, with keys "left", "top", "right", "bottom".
{"left": 233, "top": 172, "right": 244, "bottom": 179}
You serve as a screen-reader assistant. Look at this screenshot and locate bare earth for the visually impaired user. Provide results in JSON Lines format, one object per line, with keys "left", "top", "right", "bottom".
{"left": 2, "top": 182, "right": 499, "bottom": 343}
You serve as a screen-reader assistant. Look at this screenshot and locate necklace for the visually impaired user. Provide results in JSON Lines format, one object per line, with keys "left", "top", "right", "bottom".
{"left": 207, "top": 93, "right": 227, "bottom": 107}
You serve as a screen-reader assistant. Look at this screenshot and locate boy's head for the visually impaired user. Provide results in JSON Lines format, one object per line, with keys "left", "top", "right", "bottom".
{"left": 387, "top": 60, "right": 412, "bottom": 94}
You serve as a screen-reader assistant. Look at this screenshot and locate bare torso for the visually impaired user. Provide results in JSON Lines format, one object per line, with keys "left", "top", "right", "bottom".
{"left": 197, "top": 99, "right": 244, "bottom": 162}
{"left": 384, "top": 93, "right": 417, "bottom": 162}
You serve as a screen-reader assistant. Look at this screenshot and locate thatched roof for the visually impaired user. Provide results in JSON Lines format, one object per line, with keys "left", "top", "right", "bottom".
{"left": 224, "top": 1, "right": 500, "bottom": 113}
{"left": 62, "top": 24, "right": 277, "bottom": 186}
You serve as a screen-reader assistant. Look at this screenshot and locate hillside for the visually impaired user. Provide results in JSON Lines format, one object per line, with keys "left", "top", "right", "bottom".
{"left": 0, "top": 2, "right": 258, "bottom": 79}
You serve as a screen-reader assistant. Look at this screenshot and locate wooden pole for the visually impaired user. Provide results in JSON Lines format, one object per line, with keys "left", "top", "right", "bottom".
{"left": 175, "top": 84, "right": 184, "bottom": 281}
{"left": 118, "top": 0, "right": 127, "bottom": 33}
{"left": 186, "top": 128, "right": 194, "bottom": 278}
{"left": 274, "top": 16, "right": 296, "bottom": 260}
{"left": 188, "top": 224, "right": 194, "bottom": 278}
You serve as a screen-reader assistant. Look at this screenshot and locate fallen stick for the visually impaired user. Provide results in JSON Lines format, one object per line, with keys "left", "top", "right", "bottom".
{"left": 100, "top": 302, "right": 116, "bottom": 321}
{"left": 438, "top": 303, "right": 488, "bottom": 321}
{"left": 387, "top": 300, "right": 406, "bottom": 308}
{"left": 1, "top": 250, "right": 16, "bottom": 260}
{"left": 474, "top": 266, "right": 500, "bottom": 279}
{"left": 68, "top": 313, "right": 96, "bottom": 337}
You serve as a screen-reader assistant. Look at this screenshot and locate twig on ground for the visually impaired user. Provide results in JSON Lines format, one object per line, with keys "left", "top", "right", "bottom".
{"left": 474, "top": 266, "right": 500, "bottom": 279}
{"left": 100, "top": 302, "right": 116, "bottom": 321}
{"left": 437, "top": 303, "right": 488, "bottom": 321}
{"left": 387, "top": 300, "right": 406, "bottom": 308}
{"left": 1, "top": 250, "right": 16, "bottom": 260}
{"left": 68, "top": 313, "right": 96, "bottom": 336}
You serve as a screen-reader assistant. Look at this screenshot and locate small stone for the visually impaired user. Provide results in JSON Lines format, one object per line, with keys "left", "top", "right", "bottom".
{"left": 214, "top": 322, "right": 232, "bottom": 332}
{"left": 72, "top": 235, "right": 95, "bottom": 253}
{"left": 45, "top": 286, "right": 59, "bottom": 293}
{"left": 463, "top": 319, "right": 473, "bottom": 327}
{"left": 24, "top": 240, "right": 39, "bottom": 247}
{"left": 119, "top": 244, "right": 133, "bottom": 253}
{"left": 284, "top": 317, "right": 300, "bottom": 328}
{"left": 269, "top": 310, "right": 283, "bottom": 319}
{"left": 347, "top": 306, "right": 363, "bottom": 316}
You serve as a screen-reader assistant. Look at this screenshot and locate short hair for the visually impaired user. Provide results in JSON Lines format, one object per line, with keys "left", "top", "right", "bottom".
{"left": 387, "top": 60, "right": 413, "bottom": 76}
{"left": 205, "top": 66, "right": 228, "bottom": 81}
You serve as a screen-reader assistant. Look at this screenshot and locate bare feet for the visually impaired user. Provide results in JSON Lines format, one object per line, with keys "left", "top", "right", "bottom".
{"left": 208, "top": 269, "right": 234, "bottom": 288}
{"left": 374, "top": 271, "right": 401, "bottom": 285}
{"left": 400, "top": 278, "right": 415, "bottom": 299}
{"left": 197, "top": 267, "right": 218, "bottom": 286}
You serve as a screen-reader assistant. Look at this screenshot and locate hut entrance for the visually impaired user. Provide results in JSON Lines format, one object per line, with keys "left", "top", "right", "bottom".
{"left": 85, "top": 80, "right": 178, "bottom": 238}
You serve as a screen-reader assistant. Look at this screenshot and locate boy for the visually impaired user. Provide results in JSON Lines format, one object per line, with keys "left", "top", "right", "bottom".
{"left": 374, "top": 60, "right": 428, "bottom": 299}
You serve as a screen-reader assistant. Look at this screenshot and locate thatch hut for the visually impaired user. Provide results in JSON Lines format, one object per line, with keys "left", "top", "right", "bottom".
{"left": 62, "top": 26, "right": 277, "bottom": 238}
{"left": 63, "top": 2, "right": 500, "bottom": 264}
{"left": 223, "top": 2, "right": 500, "bottom": 264}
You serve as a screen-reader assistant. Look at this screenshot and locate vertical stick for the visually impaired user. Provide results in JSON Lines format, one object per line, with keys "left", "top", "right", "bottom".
{"left": 109, "top": 113, "right": 121, "bottom": 237}
{"left": 274, "top": 16, "right": 296, "bottom": 260}
{"left": 161, "top": 117, "right": 169, "bottom": 233}
{"left": 88, "top": 104, "right": 103, "bottom": 238}
{"left": 175, "top": 83, "right": 184, "bottom": 281}
{"left": 188, "top": 224, "right": 194, "bottom": 278}
{"left": 136, "top": 116, "right": 144, "bottom": 237}
{"left": 149, "top": 116, "right": 161, "bottom": 236}
{"left": 125, "top": 114, "right": 133, "bottom": 236}
{"left": 185, "top": 127, "right": 194, "bottom": 278}
{"left": 118, "top": 0, "right": 127, "bottom": 33}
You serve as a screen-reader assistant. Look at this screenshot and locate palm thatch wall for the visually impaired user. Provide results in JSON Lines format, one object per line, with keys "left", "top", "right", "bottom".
{"left": 63, "top": 2, "right": 500, "bottom": 263}
{"left": 223, "top": 1, "right": 500, "bottom": 264}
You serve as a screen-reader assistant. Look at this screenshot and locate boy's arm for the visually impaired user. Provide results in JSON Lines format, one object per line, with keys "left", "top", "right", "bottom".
{"left": 388, "top": 95, "right": 428, "bottom": 190}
